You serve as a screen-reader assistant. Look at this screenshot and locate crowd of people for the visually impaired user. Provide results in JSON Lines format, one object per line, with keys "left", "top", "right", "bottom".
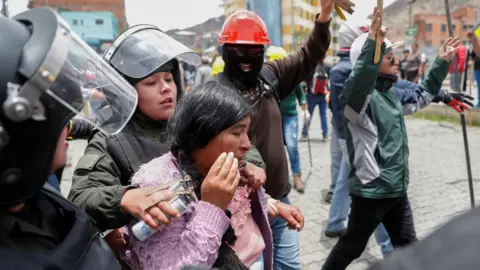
{"left": 1, "top": 1, "right": 480, "bottom": 270}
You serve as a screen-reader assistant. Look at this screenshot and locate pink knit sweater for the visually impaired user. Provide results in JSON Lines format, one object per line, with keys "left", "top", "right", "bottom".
{"left": 121, "top": 152, "right": 273, "bottom": 270}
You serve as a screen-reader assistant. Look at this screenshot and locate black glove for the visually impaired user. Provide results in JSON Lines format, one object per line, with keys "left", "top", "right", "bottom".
{"left": 432, "top": 90, "right": 474, "bottom": 113}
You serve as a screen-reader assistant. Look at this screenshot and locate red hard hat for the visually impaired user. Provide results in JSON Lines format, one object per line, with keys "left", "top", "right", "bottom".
{"left": 218, "top": 10, "right": 270, "bottom": 45}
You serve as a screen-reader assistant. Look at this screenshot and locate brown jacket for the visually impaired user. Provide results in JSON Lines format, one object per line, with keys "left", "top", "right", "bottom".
{"left": 221, "top": 19, "right": 331, "bottom": 199}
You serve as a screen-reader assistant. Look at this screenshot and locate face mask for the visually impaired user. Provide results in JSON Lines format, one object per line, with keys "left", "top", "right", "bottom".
{"left": 223, "top": 44, "right": 265, "bottom": 88}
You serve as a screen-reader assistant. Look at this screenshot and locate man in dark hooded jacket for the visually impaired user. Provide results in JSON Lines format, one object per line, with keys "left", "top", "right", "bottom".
{"left": 216, "top": 1, "right": 334, "bottom": 268}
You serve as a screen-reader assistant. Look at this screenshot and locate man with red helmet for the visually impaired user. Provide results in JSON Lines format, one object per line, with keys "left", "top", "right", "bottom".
{"left": 216, "top": 1, "right": 334, "bottom": 268}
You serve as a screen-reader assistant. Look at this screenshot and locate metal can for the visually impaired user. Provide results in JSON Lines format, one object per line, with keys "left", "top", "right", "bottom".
{"left": 131, "top": 179, "right": 197, "bottom": 241}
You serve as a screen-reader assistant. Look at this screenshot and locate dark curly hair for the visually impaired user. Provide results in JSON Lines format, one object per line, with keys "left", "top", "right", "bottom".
{"left": 168, "top": 81, "right": 251, "bottom": 269}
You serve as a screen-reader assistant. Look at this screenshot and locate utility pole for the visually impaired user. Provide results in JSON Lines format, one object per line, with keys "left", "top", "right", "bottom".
{"left": 291, "top": 0, "right": 295, "bottom": 51}
{"left": 408, "top": 0, "right": 416, "bottom": 27}
{"left": 407, "top": 0, "right": 416, "bottom": 46}
{"left": 444, "top": 0, "right": 475, "bottom": 209}
{"left": 1, "top": 0, "right": 8, "bottom": 17}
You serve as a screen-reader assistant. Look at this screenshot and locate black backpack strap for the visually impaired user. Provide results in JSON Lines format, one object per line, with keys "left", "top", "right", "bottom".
{"left": 259, "top": 65, "right": 287, "bottom": 146}
{"left": 259, "top": 65, "right": 281, "bottom": 104}
{"left": 115, "top": 132, "right": 143, "bottom": 174}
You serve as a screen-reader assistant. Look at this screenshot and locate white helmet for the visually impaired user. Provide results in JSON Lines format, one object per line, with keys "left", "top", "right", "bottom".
{"left": 350, "top": 33, "right": 404, "bottom": 66}
{"left": 338, "top": 18, "right": 371, "bottom": 49}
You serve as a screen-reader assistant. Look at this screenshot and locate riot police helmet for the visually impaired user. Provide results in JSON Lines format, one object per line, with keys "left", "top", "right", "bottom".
{"left": 0, "top": 7, "right": 138, "bottom": 206}
{"left": 103, "top": 25, "right": 201, "bottom": 97}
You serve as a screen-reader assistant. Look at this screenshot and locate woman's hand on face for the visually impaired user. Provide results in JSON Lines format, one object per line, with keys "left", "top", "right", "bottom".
{"left": 201, "top": 152, "right": 241, "bottom": 210}
{"left": 277, "top": 202, "right": 304, "bottom": 231}
{"left": 239, "top": 163, "right": 266, "bottom": 190}
{"left": 120, "top": 187, "right": 181, "bottom": 229}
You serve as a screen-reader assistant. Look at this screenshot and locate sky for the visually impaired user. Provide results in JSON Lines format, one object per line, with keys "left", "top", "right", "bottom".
{"left": 9, "top": 0, "right": 396, "bottom": 31}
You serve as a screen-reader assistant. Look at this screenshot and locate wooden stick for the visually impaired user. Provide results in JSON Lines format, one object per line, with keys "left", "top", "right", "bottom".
{"left": 374, "top": 0, "right": 383, "bottom": 64}
{"left": 335, "top": 0, "right": 354, "bottom": 14}
{"left": 337, "top": 0, "right": 355, "bottom": 8}
{"left": 335, "top": 5, "right": 347, "bottom": 20}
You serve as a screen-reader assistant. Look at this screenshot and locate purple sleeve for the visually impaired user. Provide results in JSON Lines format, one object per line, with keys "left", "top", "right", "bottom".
{"left": 131, "top": 201, "right": 230, "bottom": 270}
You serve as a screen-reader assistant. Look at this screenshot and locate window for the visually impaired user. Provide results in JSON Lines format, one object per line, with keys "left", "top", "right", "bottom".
{"left": 80, "top": 20, "right": 84, "bottom": 25}
{"left": 95, "top": 19, "right": 104, "bottom": 25}
{"left": 72, "top": 19, "right": 78, "bottom": 25}
{"left": 425, "top": 40, "right": 432, "bottom": 46}
{"left": 424, "top": 23, "right": 432, "bottom": 32}
{"left": 441, "top": 24, "right": 447, "bottom": 32}
{"left": 282, "top": 25, "right": 292, "bottom": 35}
{"left": 452, "top": 24, "right": 456, "bottom": 30}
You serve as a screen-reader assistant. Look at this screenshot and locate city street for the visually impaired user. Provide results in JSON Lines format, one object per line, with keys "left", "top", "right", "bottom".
{"left": 61, "top": 109, "right": 480, "bottom": 270}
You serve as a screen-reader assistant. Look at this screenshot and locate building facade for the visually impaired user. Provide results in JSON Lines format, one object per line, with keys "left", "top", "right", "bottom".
{"left": 414, "top": 6, "right": 477, "bottom": 48}
{"left": 223, "top": 0, "right": 340, "bottom": 57}
{"left": 246, "top": 0, "right": 283, "bottom": 46}
{"left": 28, "top": 0, "right": 127, "bottom": 30}
{"left": 381, "top": 0, "right": 474, "bottom": 46}
{"left": 224, "top": 0, "right": 246, "bottom": 17}
{"left": 28, "top": 0, "right": 125, "bottom": 53}
{"left": 59, "top": 11, "right": 120, "bottom": 53}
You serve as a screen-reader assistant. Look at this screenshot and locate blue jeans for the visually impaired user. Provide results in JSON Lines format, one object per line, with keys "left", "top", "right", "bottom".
{"left": 302, "top": 93, "right": 328, "bottom": 138}
{"left": 269, "top": 196, "right": 301, "bottom": 270}
{"left": 330, "top": 127, "right": 342, "bottom": 191}
{"left": 282, "top": 115, "right": 301, "bottom": 175}
{"left": 326, "top": 135, "right": 394, "bottom": 256}
{"left": 475, "top": 70, "right": 480, "bottom": 107}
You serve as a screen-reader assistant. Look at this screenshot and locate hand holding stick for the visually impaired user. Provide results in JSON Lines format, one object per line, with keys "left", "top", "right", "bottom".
{"left": 334, "top": 0, "right": 355, "bottom": 21}
{"left": 374, "top": 0, "right": 384, "bottom": 64}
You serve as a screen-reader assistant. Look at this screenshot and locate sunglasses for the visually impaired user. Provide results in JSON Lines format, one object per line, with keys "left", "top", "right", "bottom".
{"left": 227, "top": 46, "right": 265, "bottom": 58}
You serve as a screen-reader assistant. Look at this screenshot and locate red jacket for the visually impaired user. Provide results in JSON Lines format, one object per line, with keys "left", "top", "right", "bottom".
{"left": 449, "top": 44, "right": 467, "bottom": 73}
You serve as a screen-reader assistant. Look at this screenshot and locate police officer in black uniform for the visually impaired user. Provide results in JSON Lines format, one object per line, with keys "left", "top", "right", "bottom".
{"left": 0, "top": 7, "right": 138, "bottom": 269}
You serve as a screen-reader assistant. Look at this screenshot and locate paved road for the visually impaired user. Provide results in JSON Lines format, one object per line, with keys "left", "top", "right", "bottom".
{"left": 61, "top": 110, "right": 480, "bottom": 270}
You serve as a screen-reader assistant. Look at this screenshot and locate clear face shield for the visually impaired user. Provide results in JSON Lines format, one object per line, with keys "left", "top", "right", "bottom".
{"left": 104, "top": 25, "right": 201, "bottom": 80}
{"left": 4, "top": 10, "right": 138, "bottom": 136}
{"left": 47, "top": 30, "right": 138, "bottom": 135}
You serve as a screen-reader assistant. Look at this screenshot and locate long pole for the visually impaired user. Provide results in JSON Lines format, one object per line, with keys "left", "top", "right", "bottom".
{"left": 409, "top": 2, "right": 412, "bottom": 27}
{"left": 1, "top": 0, "right": 8, "bottom": 17}
{"left": 291, "top": 0, "right": 295, "bottom": 51}
{"left": 444, "top": 0, "right": 475, "bottom": 208}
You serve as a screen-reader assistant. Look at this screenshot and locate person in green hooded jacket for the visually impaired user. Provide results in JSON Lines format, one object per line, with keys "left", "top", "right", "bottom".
{"left": 321, "top": 9, "right": 461, "bottom": 270}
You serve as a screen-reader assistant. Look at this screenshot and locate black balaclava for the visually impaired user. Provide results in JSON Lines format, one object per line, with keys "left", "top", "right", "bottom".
{"left": 222, "top": 44, "right": 264, "bottom": 89}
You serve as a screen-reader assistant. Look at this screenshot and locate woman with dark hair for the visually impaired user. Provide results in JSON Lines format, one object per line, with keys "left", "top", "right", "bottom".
{"left": 67, "top": 25, "right": 204, "bottom": 255}
{"left": 121, "top": 81, "right": 302, "bottom": 270}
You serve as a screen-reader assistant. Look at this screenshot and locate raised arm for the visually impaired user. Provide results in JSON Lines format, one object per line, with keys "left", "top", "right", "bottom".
{"left": 265, "top": 0, "right": 334, "bottom": 99}
{"left": 343, "top": 38, "right": 384, "bottom": 117}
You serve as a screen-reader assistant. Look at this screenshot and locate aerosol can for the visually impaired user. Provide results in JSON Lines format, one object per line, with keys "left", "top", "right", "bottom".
{"left": 132, "top": 175, "right": 197, "bottom": 241}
